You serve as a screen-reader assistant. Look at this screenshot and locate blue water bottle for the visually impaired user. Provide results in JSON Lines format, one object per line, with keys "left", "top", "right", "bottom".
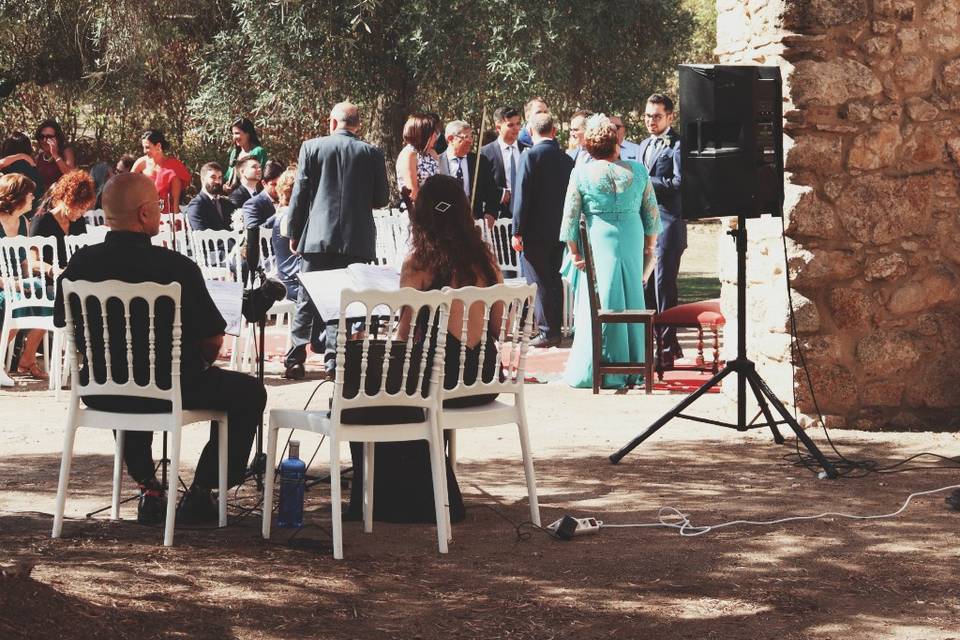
{"left": 277, "top": 440, "right": 306, "bottom": 528}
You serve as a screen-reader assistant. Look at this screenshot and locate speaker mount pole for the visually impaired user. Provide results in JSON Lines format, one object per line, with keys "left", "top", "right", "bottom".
{"left": 608, "top": 214, "right": 838, "bottom": 479}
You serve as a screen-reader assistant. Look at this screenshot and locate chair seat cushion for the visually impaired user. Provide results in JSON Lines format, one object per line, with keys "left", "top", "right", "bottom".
{"left": 656, "top": 299, "right": 725, "bottom": 327}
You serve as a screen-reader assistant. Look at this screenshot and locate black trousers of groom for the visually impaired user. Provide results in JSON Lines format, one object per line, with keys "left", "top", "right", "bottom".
{"left": 284, "top": 253, "right": 365, "bottom": 373}
{"left": 521, "top": 240, "right": 565, "bottom": 340}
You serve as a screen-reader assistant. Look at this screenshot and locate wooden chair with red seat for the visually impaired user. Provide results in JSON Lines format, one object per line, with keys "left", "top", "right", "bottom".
{"left": 653, "top": 299, "right": 726, "bottom": 382}
{"left": 579, "top": 215, "right": 655, "bottom": 394}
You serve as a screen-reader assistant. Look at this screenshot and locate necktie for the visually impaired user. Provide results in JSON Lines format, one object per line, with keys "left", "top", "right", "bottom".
{"left": 455, "top": 158, "right": 467, "bottom": 195}
{"left": 213, "top": 195, "right": 222, "bottom": 219}
{"left": 646, "top": 137, "right": 663, "bottom": 169}
{"left": 508, "top": 146, "right": 516, "bottom": 192}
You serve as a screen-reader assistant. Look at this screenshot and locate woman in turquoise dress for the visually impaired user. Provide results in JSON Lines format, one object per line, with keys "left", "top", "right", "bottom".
{"left": 560, "top": 115, "right": 661, "bottom": 388}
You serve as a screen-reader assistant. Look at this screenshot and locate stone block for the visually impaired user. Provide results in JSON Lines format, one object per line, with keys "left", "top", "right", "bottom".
{"left": 789, "top": 249, "right": 860, "bottom": 288}
{"left": 793, "top": 334, "right": 845, "bottom": 363}
{"left": 904, "top": 97, "right": 939, "bottom": 121}
{"left": 784, "top": 0, "right": 868, "bottom": 28}
{"left": 835, "top": 175, "right": 931, "bottom": 244}
{"left": 848, "top": 123, "right": 901, "bottom": 169}
{"left": 871, "top": 103, "right": 902, "bottom": 121}
{"left": 901, "top": 124, "right": 948, "bottom": 166}
{"left": 892, "top": 55, "right": 934, "bottom": 93}
{"left": 792, "top": 59, "right": 883, "bottom": 106}
{"left": 789, "top": 291, "right": 822, "bottom": 333}
{"left": 872, "top": 20, "right": 897, "bottom": 34}
{"left": 855, "top": 330, "right": 921, "bottom": 374}
{"left": 794, "top": 363, "right": 858, "bottom": 413}
{"left": 944, "top": 58, "right": 960, "bottom": 88}
{"left": 864, "top": 252, "right": 907, "bottom": 281}
{"left": 787, "top": 190, "right": 839, "bottom": 239}
{"left": 846, "top": 102, "right": 872, "bottom": 122}
{"left": 863, "top": 36, "right": 893, "bottom": 56}
{"left": 785, "top": 135, "right": 842, "bottom": 171}
{"left": 861, "top": 381, "right": 905, "bottom": 407}
{"left": 928, "top": 32, "right": 960, "bottom": 55}
{"left": 914, "top": 355, "right": 960, "bottom": 408}
{"left": 923, "top": 0, "right": 960, "bottom": 30}
{"left": 897, "top": 28, "right": 920, "bottom": 53}
{"left": 874, "top": 0, "right": 915, "bottom": 20}
{"left": 887, "top": 271, "right": 959, "bottom": 314}
{"left": 829, "top": 287, "right": 874, "bottom": 330}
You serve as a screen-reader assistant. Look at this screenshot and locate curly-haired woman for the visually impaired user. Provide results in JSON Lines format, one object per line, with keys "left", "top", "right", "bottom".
{"left": 560, "top": 114, "right": 661, "bottom": 388}
{"left": 347, "top": 174, "right": 504, "bottom": 525}
{"left": 0, "top": 173, "right": 50, "bottom": 384}
{"left": 29, "top": 169, "right": 96, "bottom": 268}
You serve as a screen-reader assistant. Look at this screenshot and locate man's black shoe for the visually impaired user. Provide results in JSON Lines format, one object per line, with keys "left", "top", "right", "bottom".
{"left": 283, "top": 362, "right": 306, "bottom": 380}
{"left": 137, "top": 482, "right": 166, "bottom": 525}
{"left": 176, "top": 486, "right": 219, "bottom": 525}
{"left": 946, "top": 489, "right": 960, "bottom": 511}
{"left": 530, "top": 335, "right": 561, "bottom": 349}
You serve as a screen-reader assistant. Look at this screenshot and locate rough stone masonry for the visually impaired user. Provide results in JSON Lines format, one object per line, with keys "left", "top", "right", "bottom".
{"left": 715, "top": 0, "right": 960, "bottom": 430}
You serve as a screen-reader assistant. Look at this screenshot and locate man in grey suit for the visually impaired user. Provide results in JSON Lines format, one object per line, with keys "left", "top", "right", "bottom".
{"left": 282, "top": 101, "right": 390, "bottom": 379}
{"left": 437, "top": 120, "right": 499, "bottom": 225}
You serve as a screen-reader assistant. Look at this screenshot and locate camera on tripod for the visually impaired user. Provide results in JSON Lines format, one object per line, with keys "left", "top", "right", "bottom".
{"left": 242, "top": 269, "right": 286, "bottom": 323}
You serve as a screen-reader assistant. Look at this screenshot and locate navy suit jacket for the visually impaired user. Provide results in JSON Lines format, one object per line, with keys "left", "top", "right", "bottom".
{"left": 184, "top": 192, "right": 234, "bottom": 231}
{"left": 242, "top": 190, "right": 277, "bottom": 229}
{"left": 637, "top": 129, "right": 685, "bottom": 253}
{"left": 228, "top": 183, "right": 261, "bottom": 210}
{"left": 511, "top": 138, "right": 574, "bottom": 246}
{"left": 480, "top": 138, "right": 530, "bottom": 219}
{"left": 286, "top": 129, "right": 389, "bottom": 259}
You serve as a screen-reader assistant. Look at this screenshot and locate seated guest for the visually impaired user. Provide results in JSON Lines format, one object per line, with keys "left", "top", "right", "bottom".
{"left": 89, "top": 162, "right": 114, "bottom": 209}
{"left": 33, "top": 119, "right": 77, "bottom": 193}
{"left": 271, "top": 166, "right": 302, "bottom": 301}
{"left": 0, "top": 132, "right": 44, "bottom": 208}
{"left": 184, "top": 162, "right": 234, "bottom": 231}
{"left": 0, "top": 174, "right": 48, "bottom": 385}
{"left": 53, "top": 172, "right": 267, "bottom": 524}
{"left": 115, "top": 154, "right": 136, "bottom": 175}
{"left": 242, "top": 160, "right": 284, "bottom": 229}
{"left": 227, "top": 156, "right": 262, "bottom": 210}
{"left": 29, "top": 169, "right": 96, "bottom": 267}
{"left": 347, "top": 174, "right": 504, "bottom": 524}
{"left": 132, "top": 130, "right": 191, "bottom": 214}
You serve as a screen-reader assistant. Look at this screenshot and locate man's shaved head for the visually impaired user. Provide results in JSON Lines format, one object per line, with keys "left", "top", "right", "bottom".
{"left": 330, "top": 101, "right": 360, "bottom": 130}
{"left": 102, "top": 172, "right": 162, "bottom": 235}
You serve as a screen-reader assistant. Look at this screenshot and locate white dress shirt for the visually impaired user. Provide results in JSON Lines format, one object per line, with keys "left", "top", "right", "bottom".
{"left": 446, "top": 150, "right": 471, "bottom": 197}
{"left": 498, "top": 138, "right": 520, "bottom": 192}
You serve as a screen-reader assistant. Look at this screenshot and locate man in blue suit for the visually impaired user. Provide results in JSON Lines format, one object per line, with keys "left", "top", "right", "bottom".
{"left": 511, "top": 112, "right": 574, "bottom": 348}
{"left": 242, "top": 160, "right": 284, "bottom": 229}
{"left": 638, "top": 93, "right": 685, "bottom": 368}
{"left": 282, "top": 101, "right": 390, "bottom": 379}
{"left": 184, "top": 162, "right": 234, "bottom": 232}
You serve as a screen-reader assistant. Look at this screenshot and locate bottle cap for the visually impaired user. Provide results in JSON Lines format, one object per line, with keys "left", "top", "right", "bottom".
{"left": 289, "top": 440, "right": 300, "bottom": 458}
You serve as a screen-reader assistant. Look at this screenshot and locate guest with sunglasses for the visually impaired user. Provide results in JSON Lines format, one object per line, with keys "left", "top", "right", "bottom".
{"left": 33, "top": 120, "right": 76, "bottom": 193}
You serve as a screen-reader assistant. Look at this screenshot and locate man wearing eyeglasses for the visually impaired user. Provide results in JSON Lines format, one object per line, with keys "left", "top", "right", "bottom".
{"left": 638, "top": 93, "right": 685, "bottom": 370}
{"left": 437, "top": 120, "right": 499, "bottom": 226}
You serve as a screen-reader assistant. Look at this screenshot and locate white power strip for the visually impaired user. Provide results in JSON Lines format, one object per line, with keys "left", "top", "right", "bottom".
{"left": 546, "top": 516, "right": 603, "bottom": 537}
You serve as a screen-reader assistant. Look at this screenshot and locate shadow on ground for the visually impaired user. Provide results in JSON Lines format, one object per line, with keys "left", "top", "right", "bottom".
{"left": 2, "top": 439, "right": 960, "bottom": 640}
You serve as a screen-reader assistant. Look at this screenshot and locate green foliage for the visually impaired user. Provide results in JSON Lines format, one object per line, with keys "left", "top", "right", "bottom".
{"left": 0, "top": 0, "right": 716, "bottom": 181}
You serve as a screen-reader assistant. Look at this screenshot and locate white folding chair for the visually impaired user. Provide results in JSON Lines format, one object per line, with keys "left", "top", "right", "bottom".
{"left": 0, "top": 236, "right": 63, "bottom": 391}
{"left": 561, "top": 276, "right": 575, "bottom": 338}
{"left": 263, "top": 288, "right": 451, "bottom": 559}
{"left": 158, "top": 212, "right": 191, "bottom": 257}
{"left": 83, "top": 209, "right": 106, "bottom": 227}
{"left": 64, "top": 228, "right": 109, "bottom": 263}
{"left": 52, "top": 280, "right": 229, "bottom": 547}
{"left": 190, "top": 229, "right": 240, "bottom": 282}
{"left": 439, "top": 284, "right": 541, "bottom": 528}
{"left": 373, "top": 214, "right": 410, "bottom": 269}
{"left": 488, "top": 219, "right": 520, "bottom": 276}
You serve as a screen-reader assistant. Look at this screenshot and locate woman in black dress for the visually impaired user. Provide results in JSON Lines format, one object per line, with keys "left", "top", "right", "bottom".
{"left": 347, "top": 174, "right": 504, "bottom": 523}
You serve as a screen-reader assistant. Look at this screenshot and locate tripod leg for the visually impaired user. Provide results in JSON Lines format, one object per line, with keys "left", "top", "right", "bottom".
{"left": 749, "top": 369, "right": 838, "bottom": 479}
{"left": 610, "top": 364, "right": 734, "bottom": 464}
{"left": 745, "top": 372, "right": 785, "bottom": 444}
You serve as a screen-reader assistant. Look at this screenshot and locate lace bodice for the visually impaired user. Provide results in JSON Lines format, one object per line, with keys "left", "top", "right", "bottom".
{"left": 559, "top": 160, "right": 661, "bottom": 242}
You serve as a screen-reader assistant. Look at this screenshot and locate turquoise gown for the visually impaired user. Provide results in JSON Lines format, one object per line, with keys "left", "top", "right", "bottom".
{"left": 559, "top": 160, "right": 662, "bottom": 388}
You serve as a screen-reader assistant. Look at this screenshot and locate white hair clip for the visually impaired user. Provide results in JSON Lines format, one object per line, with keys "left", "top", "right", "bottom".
{"left": 434, "top": 200, "right": 451, "bottom": 213}
{"left": 586, "top": 113, "right": 611, "bottom": 132}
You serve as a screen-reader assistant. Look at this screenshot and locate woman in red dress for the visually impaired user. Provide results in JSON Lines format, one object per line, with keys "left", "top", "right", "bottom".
{"left": 132, "top": 130, "right": 191, "bottom": 213}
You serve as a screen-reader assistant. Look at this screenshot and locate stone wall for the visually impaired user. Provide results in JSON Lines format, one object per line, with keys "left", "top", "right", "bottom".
{"left": 715, "top": 0, "right": 960, "bottom": 430}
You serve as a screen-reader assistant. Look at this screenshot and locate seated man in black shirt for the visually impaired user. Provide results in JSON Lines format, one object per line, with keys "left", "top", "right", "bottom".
{"left": 54, "top": 172, "right": 267, "bottom": 525}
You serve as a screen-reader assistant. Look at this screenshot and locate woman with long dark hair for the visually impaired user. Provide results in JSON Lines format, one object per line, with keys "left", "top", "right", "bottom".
{"left": 0, "top": 133, "right": 44, "bottom": 207}
{"left": 132, "top": 130, "right": 191, "bottom": 214}
{"left": 32, "top": 119, "right": 76, "bottom": 192}
{"left": 224, "top": 117, "right": 268, "bottom": 184}
{"left": 347, "top": 174, "right": 504, "bottom": 525}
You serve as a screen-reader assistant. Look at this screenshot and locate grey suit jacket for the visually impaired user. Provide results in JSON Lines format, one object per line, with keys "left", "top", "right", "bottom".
{"left": 286, "top": 130, "right": 390, "bottom": 259}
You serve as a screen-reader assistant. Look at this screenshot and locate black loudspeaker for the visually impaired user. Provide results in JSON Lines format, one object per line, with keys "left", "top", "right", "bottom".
{"left": 679, "top": 64, "right": 784, "bottom": 219}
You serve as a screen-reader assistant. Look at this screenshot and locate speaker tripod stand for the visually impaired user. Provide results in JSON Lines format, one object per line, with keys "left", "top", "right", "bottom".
{"left": 609, "top": 214, "right": 838, "bottom": 479}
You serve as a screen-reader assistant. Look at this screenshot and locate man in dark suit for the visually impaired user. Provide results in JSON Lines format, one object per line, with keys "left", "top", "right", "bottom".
{"left": 566, "top": 110, "right": 593, "bottom": 167}
{"left": 184, "top": 162, "right": 235, "bottom": 231}
{"left": 518, "top": 97, "right": 548, "bottom": 148}
{"left": 480, "top": 106, "right": 528, "bottom": 220}
{"left": 242, "top": 160, "right": 284, "bottom": 229}
{"left": 638, "top": 93, "right": 685, "bottom": 369}
{"left": 511, "top": 112, "right": 574, "bottom": 348}
{"left": 437, "top": 120, "right": 498, "bottom": 225}
{"left": 228, "top": 156, "right": 262, "bottom": 210}
{"left": 282, "top": 101, "right": 390, "bottom": 379}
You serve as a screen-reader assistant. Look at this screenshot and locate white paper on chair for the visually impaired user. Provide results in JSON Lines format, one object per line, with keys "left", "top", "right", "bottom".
{"left": 205, "top": 280, "right": 244, "bottom": 336}
{"left": 299, "top": 265, "right": 401, "bottom": 320}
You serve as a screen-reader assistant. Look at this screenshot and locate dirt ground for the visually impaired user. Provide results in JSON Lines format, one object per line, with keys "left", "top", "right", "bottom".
{"left": 2, "top": 373, "right": 960, "bottom": 640}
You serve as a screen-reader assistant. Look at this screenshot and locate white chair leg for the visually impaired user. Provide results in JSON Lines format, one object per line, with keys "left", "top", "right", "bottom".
{"left": 261, "top": 420, "right": 279, "bottom": 540}
{"left": 1, "top": 327, "right": 12, "bottom": 373}
{"left": 330, "top": 437, "right": 344, "bottom": 560}
{"left": 448, "top": 430, "right": 457, "bottom": 474}
{"left": 362, "top": 442, "right": 374, "bottom": 533}
{"left": 111, "top": 430, "right": 125, "bottom": 521}
{"left": 427, "top": 428, "right": 449, "bottom": 554}
{"left": 516, "top": 404, "right": 541, "bottom": 527}
{"left": 163, "top": 430, "right": 182, "bottom": 547}
{"left": 217, "top": 418, "right": 228, "bottom": 527}
{"left": 52, "top": 423, "right": 78, "bottom": 538}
